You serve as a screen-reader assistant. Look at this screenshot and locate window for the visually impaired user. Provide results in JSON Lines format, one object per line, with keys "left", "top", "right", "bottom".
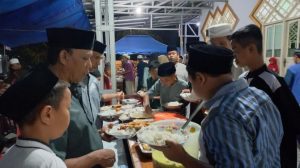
{"left": 265, "top": 24, "right": 282, "bottom": 57}
{"left": 287, "top": 21, "right": 299, "bottom": 57}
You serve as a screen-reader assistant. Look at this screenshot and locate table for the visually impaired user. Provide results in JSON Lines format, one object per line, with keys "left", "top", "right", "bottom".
{"left": 126, "top": 139, "right": 154, "bottom": 168}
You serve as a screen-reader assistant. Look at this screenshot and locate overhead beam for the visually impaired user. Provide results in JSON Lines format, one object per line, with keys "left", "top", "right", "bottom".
{"left": 115, "top": 27, "right": 178, "bottom": 31}
{"left": 114, "top": 5, "right": 209, "bottom": 10}
{"left": 114, "top": 11, "right": 201, "bottom": 16}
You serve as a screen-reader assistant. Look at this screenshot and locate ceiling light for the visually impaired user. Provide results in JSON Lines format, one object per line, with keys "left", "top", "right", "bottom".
{"left": 136, "top": 7, "right": 142, "bottom": 14}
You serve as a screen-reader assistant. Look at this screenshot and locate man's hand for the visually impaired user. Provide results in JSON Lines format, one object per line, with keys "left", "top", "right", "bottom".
{"left": 99, "top": 127, "right": 116, "bottom": 142}
{"left": 91, "top": 149, "right": 116, "bottom": 167}
{"left": 137, "top": 90, "right": 146, "bottom": 97}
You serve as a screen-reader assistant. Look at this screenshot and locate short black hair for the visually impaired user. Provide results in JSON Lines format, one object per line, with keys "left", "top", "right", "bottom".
{"left": 231, "top": 24, "right": 263, "bottom": 53}
{"left": 47, "top": 47, "right": 72, "bottom": 65}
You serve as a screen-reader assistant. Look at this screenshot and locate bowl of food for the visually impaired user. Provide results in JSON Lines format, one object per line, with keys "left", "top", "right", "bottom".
{"left": 164, "top": 101, "right": 183, "bottom": 110}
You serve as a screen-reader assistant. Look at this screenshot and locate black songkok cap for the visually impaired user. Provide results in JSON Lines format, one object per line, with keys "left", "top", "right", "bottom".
{"left": 167, "top": 45, "right": 177, "bottom": 53}
{"left": 93, "top": 41, "right": 107, "bottom": 54}
{"left": 0, "top": 67, "right": 58, "bottom": 122}
{"left": 186, "top": 41, "right": 207, "bottom": 53}
{"left": 187, "top": 44, "right": 234, "bottom": 75}
{"left": 47, "top": 28, "right": 95, "bottom": 50}
{"left": 148, "top": 60, "right": 160, "bottom": 69}
{"left": 158, "top": 62, "right": 176, "bottom": 77}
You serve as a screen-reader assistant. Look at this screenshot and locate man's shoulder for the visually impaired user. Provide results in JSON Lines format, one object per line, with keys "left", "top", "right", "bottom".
{"left": 249, "top": 70, "right": 283, "bottom": 93}
{"left": 176, "top": 63, "right": 186, "bottom": 68}
{"left": 176, "top": 79, "right": 189, "bottom": 86}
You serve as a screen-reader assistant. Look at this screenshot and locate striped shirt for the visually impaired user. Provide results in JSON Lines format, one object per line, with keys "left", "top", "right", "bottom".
{"left": 201, "top": 79, "right": 283, "bottom": 167}
{"left": 244, "top": 64, "right": 300, "bottom": 167}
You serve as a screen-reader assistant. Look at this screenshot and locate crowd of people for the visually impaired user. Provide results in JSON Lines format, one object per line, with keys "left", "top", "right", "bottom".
{"left": 0, "top": 23, "right": 299, "bottom": 168}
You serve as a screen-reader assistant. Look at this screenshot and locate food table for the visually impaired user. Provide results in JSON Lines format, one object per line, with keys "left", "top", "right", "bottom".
{"left": 100, "top": 98, "right": 199, "bottom": 168}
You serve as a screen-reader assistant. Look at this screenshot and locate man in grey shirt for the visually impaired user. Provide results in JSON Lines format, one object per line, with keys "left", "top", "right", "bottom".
{"left": 139, "top": 62, "right": 189, "bottom": 112}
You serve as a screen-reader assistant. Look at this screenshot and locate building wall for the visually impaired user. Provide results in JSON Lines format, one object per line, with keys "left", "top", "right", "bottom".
{"left": 199, "top": 0, "right": 257, "bottom": 40}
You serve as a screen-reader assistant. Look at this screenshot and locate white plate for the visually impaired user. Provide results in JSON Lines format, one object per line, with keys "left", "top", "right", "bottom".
{"left": 180, "top": 93, "right": 199, "bottom": 102}
{"left": 122, "top": 99, "right": 139, "bottom": 105}
{"left": 98, "top": 110, "right": 123, "bottom": 117}
{"left": 137, "top": 125, "right": 188, "bottom": 147}
{"left": 100, "top": 105, "right": 112, "bottom": 111}
{"left": 106, "top": 123, "right": 136, "bottom": 139}
{"left": 164, "top": 101, "right": 183, "bottom": 110}
{"left": 130, "top": 111, "right": 152, "bottom": 119}
{"left": 121, "top": 104, "right": 134, "bottom": 110}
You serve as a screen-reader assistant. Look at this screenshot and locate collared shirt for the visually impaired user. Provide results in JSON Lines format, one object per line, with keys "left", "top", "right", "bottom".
{"left": 147, "top": 78, "right": 188, "bottom": 108}
{"left": 175, "top": 63, "right": 188, "bottom": 81}
{"left": 201, "top": 79, "right": 283, "bottom": 167}
{"left": 285, "top": 63, "right": 300, "bottom": 104}
{"left": 0, "top": 138, "right": 66, "bottom": 168}
{"left": 50, "top": 80, "right": 103, "bottom": 165}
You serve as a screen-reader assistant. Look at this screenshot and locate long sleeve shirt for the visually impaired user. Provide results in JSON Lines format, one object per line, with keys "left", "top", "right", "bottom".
{"left": 201, "top": 79, "right": 283, "bottom": 167}
{"left": 243, "top": 64, "right": 300, "bottom": 167}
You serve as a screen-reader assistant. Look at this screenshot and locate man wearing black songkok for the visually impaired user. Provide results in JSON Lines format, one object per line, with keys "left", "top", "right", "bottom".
{"left": 138, "top": 62, "right": 189, "bottom": 113}
{"left": 156, "top": 44, "right": 283, "bottom": 167}
{"left": 45, "top": 28, "right": 115, "bottom": 168}
{"left": 166, "top": 45, "right": 188, "bottom": 81}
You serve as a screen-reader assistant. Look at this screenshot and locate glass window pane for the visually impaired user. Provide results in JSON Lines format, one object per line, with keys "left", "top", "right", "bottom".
{"left": 274, "top": 49, "right": 281, "bottom": 57}
{"left": 288, "top": 21, "right": 298, "bottom": 57}
{"left": 266, "top": 26, "right": 274, "bottom": 50}
{"left": 266, "top": 50, "right": 273, "bottom": 57}
{"left": 274, "top": 24, "right": 282, "bottom": 50}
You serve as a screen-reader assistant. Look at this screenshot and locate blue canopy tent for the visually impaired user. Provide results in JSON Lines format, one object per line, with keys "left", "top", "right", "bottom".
{"left": 115, "top": 35, "right": 168, "bottom": 55}
{"left": 0, "top": 0, "right": 90, "bottom": 48}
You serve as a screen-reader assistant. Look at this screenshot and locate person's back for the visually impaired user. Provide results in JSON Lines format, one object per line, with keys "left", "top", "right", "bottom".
{"left": 202, "top": 80, "right": 283, "bottom": 167}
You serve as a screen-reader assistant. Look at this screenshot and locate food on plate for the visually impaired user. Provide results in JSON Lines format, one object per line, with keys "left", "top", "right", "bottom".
{"left": 119, "top": 113, "right": 130, "bottom": 121}
{"left": 130, "top": 112, "right": 152, "bottom": 119}
{"left": 106, "top": 124, "right": 136, "bottom": 139}
{"left": 112, "top": 104, "right": 122, "bottom": 109}
{"left": 100, "top": 105, "right": 112, "bottom": 111}
{"left": 189, "top": 127, "right": 196, "bottom": 133}
{"left": 142, "top": 143, "right": 151, "bottom": 151}
{"left": 137, "top": 125, "right": 187, "bottom": 146}
{"left": 164, "top": 101, "right": 183, "bottom": 109}
{"left": 167, "top": 101, "right": 181, "bottom": 107}
{"left": 119, "top": 120, "right": 152, "bottom": 130}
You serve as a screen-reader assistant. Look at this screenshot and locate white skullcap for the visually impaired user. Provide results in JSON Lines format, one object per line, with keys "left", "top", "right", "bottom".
{"left": 122, "top": 54, "right": 130, "bottom": 59}
{"left": 9, "top": 58, "right": 20, "bottom": 65}
{"left": 207, "top": 23, "right": 232, "bottom": 38}
{"left": 137, "top": 55, "right": 143, "bottom": 59}
{"left": 158, "top": 55, "right": 169, "bottom": 64}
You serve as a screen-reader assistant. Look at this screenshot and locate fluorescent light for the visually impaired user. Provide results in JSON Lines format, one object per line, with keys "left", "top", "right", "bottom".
{"left": 196, "top": 22, "right": 200, "bottom": 26}
{"left": 136, "top": 7, "right": 142, "bottom": 14}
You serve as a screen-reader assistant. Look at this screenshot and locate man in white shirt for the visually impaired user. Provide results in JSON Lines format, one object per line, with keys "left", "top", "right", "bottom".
{"left": 166, "top": 45, "right": 188, "bottom": 81}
